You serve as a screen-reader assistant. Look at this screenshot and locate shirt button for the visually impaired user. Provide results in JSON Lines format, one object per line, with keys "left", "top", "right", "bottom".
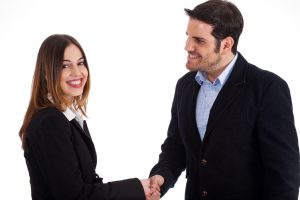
{"left": 201, "top": 190, "right": 208, "bottom": 197}
{"left": 200, "top": 159, "right": 208, "bottom": 165}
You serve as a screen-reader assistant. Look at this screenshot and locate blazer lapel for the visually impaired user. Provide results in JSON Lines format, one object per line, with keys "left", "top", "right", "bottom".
{"left": 72, "top": 119, "right": 91, "bottom": 139}
{"left": 71, "top": 119, "right": 97, "bottom": 165}
{"left": 182, "top": 75, "right": 202, "bottom": 154}
{"left": 83, "top": 120, "right": 92, "bottom": 138}
{"left": 203, "top": 53, "right": 247, "bottom": 141}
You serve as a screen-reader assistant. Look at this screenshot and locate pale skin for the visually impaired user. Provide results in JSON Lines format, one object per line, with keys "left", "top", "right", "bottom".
{"left": 141, "top": 179, "right": 161, "bottom": 200}
{"left": 60, "top": 44, "right": 88, "bottom": 105}
{"left": 149, "top": 175, "right": 164, "bottom": 196}
{"left": 60, "top": 45, "right": 157, "bottom": 200}
{"left": 149, "top": 17, "right": 236, "bottom": 196}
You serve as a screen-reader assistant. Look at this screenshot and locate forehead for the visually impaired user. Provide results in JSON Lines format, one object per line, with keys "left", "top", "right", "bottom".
{"left": 186, "top": 18, "right": 214, "bottom": 37}
{"left": 64, "top": 44, "right": 83, "bottom": 59}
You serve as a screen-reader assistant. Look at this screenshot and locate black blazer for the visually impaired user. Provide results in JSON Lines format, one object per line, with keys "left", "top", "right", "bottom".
{"left": 150, "top": 53, "right": 300, "bottom": 200}
{"left": 24, "top": 107, "right": 145, "bottom": 200}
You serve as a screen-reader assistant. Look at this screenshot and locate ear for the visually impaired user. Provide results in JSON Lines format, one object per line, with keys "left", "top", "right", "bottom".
{"left": 221, "top": 36, "right": 234, "bottom": 54}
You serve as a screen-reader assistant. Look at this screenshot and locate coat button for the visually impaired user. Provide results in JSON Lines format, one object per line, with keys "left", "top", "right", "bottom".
{"left": 200, "top": 159, "right": 207, "bottom": 165}
{"left": 201, "top": 190, "right": 208, "bottom": 197}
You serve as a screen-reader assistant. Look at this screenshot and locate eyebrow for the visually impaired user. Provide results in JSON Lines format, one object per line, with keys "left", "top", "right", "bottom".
{"left": 186, "top": 32, "right": 206, "bottom": 41}
{"left": 63, "top": 57, "right": 84, "bottom": 62}
{"left": 193, "top": 36, "right": 206, "bottom": 42}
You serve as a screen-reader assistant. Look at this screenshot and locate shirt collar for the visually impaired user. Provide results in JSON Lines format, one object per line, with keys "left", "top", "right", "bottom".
{"left": 63, "top": 107, "right": 77, "bottom": 121}
{"left": 64, "top": 107, "right": 85, "bottom": 129}
{"left": 47, "top": 93, "right": 84, "bottom": 122}
{"left": 195, "top": 53, "right": 238, "bottom": 87}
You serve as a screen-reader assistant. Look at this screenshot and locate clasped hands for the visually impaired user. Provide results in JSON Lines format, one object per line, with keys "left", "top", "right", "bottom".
{"left": 140, "top": 175, "right": 164, "bottom": 200}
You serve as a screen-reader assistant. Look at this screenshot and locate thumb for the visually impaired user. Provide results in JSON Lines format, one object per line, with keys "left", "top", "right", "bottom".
{"left": 152, "top": 175, "right": 164, "bottom": 186}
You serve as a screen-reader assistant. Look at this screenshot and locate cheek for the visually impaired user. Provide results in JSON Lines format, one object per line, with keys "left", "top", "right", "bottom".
{"left": 59, "top": 72, "right": 67, "bottom": 85}
{"left": 82, "top": 68, "right": 89, "bottom": 79}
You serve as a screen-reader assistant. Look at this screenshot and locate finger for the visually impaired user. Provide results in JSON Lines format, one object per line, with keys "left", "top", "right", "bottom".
{"left": 151, "top": 184, "right": 161, "bottom": 192}
{"left": 151, "top": 191, "right": 161, "bottom": 200}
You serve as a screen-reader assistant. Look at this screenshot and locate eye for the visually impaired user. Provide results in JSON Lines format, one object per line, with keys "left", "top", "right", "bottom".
{"left": 194, "top": 37, "right": 205, "bottom": 44}
{"left": 62, "top": 64, "right": 70, "bottom": 68}
{"left": 78, "top": 61, "right": 86, "bottom": 66}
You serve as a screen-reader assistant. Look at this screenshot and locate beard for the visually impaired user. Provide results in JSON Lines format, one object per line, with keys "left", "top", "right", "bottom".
{"left": 186, "top": 52, "right": 222, "bottom": 74}
{"left": 186, "top": 44, "right": 221, "bottom": 72}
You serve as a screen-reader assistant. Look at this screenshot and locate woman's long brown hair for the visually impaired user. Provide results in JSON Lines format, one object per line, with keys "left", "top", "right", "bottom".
{"left": 19, "top": 34, "right": 91, "bottom": 149}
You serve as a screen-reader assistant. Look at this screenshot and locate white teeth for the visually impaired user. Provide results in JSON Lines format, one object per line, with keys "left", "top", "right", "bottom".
{"left": 189, "top": 55, "right": 199, "bottom": 59}
{"left": 69, "top": 80, "right": 81, "bottom": 85}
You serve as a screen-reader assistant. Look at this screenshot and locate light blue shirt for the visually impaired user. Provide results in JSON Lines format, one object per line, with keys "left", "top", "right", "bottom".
{"left": 195, "top": 54, "right": 238, "bottom": 140}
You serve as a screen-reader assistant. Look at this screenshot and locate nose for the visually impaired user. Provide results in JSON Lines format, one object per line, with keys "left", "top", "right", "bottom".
{"left": 185, "top": 37, "right": 194, "bottom": 52}
{"left": 71, "top": 65, "right": 81, "bottom": 76}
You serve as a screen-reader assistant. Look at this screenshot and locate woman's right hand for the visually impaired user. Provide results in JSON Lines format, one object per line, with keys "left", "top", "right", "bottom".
{"left": 140, "top": 179, "right": 151, "bottom": 200}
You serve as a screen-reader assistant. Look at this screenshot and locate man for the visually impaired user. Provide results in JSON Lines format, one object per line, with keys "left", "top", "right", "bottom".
{"left": 149, "top": 0, "right": 300, "bottom": 199}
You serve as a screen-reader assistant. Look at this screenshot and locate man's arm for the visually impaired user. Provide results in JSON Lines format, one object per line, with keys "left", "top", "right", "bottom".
{"left": 149, "top": 78, "right": 187, "bottom": 196}
{"left": 257, "top": 75, "right": 299, "bottom": 200}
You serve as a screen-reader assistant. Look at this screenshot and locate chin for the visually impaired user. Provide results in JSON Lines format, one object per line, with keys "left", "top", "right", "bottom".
{"left": 186, "top": 65, "right": 198, "bottom": 72}
{"left": 68, "top": 93, "right": 82, "bottom": 99}
{"left": 74, "top": 94, "right": 83, "bottom": 97}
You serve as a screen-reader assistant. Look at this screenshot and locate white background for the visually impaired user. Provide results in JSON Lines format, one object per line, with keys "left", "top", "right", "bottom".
{"left": 0, "top": 0, "right": 299, "bottom": 199}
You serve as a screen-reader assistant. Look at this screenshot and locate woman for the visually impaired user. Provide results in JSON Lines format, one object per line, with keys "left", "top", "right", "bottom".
{"left": 19, "top": 34, "right": 158, "bottom": 200}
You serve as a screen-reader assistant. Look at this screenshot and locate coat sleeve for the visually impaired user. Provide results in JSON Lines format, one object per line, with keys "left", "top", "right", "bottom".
{"left": 26, "top": 110, "right": 145, "bottom": 200}
{"left": 149, "top": 77, "right": 187, "bottom": 196}
{"left": 256, "top": 75, "right": 299, "bottom": 200}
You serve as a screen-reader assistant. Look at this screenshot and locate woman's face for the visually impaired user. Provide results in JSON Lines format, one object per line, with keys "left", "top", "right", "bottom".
{"left": 60, "top": 44, "right": 88, "bottom": 103}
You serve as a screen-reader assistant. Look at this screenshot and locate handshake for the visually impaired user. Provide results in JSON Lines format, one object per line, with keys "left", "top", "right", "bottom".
{"left": 140, "top": 175, "right": 164, "bottom": 200}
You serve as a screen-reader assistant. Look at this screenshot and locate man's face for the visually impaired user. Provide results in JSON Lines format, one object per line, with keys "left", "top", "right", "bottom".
{"left": 185, "top": 18, "right": 222, "bottom": 76}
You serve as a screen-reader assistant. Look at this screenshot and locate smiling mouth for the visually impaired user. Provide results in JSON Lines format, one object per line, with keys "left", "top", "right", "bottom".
{"left": 187, "top": 54, "right": 201, "bottom": 64}
{"left": 188, "top": 54, "right": 200, "bottom": 59}
{"left": 67, "top": 79, "right": 83, "bottom": 88}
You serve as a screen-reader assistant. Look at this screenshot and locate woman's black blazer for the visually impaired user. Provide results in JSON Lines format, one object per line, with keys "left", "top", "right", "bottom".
{"left": 24, "top": 107, "right": 145, "bottom": 200}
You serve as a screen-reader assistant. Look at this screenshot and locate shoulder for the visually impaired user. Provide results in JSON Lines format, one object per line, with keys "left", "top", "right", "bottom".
{"left": 237, "top": 53, "right": 288, "bottom": 88}
{"left": 178, "top": 71, "right": 197, "bottom": 82}
{"left": 31, "top": 107, "right": 68, "bottom": 125}
{"left": 247, "top": 63, "right": 288, "bottom": 90}
{"left": 27, "top": 107, "right": 71, "bottom": 139}
{"left": 175, "top": 71, "right": 197, "bottom": 89}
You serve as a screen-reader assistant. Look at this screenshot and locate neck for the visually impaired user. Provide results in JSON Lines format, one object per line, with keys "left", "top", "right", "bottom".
{"left": 207, "top": 52, "right": 235, "bottom": 82}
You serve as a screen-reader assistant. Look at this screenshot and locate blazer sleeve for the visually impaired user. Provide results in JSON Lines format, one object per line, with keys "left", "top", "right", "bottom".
{"left": 26, "top": 110, "right": 145, "bottom": 200}
{"left": 149, "top": 77, "right": 187, "bottom": 196}
{"left": 256, "top": 75, "right": 299, "bottom": 200}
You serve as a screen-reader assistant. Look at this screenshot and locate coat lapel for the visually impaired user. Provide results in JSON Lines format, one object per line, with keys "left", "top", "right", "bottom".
{"left": 71, "top": 119, "right": 97, "bottom": 165}
{"left": 189, "top": 80, "right": 203, "bottom": 153}
{"left": 181, "top": 75, "right": 202, "bottom": 154}
{"left": 83, "top": 120, "right": 92, "bottom": 138}
{"left": 203, "top": 53, "right": 248, "bottom": 141}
